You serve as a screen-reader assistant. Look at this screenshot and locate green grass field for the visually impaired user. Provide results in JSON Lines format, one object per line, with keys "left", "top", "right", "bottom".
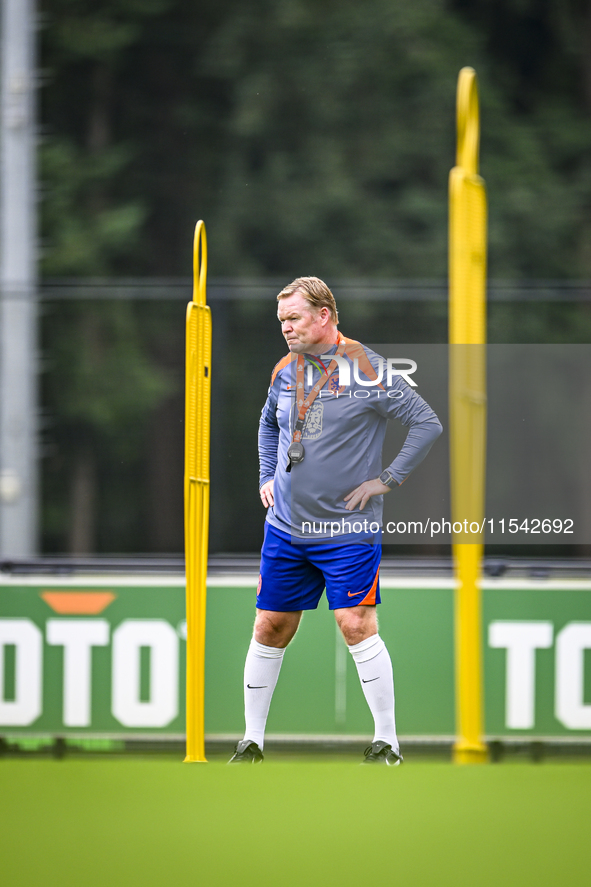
{"left": 2, "top": 757, "right": 590, "bottom": 886}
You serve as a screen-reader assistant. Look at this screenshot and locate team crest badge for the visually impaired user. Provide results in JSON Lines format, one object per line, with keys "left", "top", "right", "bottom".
{"left": 302, "top": 402, "right": 324, "bottom": 440}
{"left": 329, "top": 375, "right": 345, "bottom": 395}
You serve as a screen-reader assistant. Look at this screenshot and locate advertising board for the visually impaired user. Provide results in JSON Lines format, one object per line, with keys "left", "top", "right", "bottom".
{"left": 1, "top": 574, "right": 590, "bottom": 740}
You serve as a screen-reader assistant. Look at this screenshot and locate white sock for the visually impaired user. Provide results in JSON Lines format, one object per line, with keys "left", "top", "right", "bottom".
{"left": 243, "top": 639, "right": 285, "bottom": 749}
{"left": 348, "top": 634, "right": 399, "bottom": 753}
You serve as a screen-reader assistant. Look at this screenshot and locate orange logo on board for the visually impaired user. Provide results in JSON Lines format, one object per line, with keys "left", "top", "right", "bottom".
{"left": 40, "top": 591, "right": 117, "bottom": 614}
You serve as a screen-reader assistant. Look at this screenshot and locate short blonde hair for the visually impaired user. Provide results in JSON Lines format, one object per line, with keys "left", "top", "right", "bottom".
{"left": 277, "top": 277, "right": 339, "bottom": 324}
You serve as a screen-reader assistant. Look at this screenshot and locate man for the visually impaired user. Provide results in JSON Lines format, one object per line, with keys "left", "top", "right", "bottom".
{"left": 229, "top": 277, "right": 442, "bottom": 765}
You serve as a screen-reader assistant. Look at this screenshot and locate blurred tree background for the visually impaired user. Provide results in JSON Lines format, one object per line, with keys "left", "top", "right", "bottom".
{"left": 38, "top": 0, "right": 591, "bottom": 554}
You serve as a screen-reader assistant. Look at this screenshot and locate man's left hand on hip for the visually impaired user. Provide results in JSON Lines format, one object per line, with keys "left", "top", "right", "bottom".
{"left": 344, "top": 478, "right": 391, "bottom": 512}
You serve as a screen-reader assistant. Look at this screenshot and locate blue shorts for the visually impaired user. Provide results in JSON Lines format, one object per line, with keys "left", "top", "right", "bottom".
{"left": 256, "top": 522, "right": 382, "bottom": 612}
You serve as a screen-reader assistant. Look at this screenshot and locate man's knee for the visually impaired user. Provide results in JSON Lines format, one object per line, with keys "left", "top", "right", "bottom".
{"left": 254, "top": 609, "right": 302, "bottom": 648}
{"left": 335, "top": 605, "right": 378, "bottom": 646}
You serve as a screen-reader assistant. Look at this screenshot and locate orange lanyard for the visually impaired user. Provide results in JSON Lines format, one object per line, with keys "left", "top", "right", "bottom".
{"left": 291, "top": 333, "right": 347, "bottom": 444}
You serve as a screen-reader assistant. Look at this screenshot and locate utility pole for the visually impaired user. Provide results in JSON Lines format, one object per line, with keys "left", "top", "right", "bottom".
{"left": 0, "top": 0, "right": 38, "bottom": 556}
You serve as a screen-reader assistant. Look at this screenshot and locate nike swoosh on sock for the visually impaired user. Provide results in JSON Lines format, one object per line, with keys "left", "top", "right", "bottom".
{"left": 247, "top": 684, "right": 268, "bottom": 688}
{"left": 362, "top": 677, "right": 380, "bottom": 683}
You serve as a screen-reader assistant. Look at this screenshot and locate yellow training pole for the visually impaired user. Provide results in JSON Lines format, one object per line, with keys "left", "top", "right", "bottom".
{"left": 184, "top": 220, "right": 211, "bottom": 763}
{"left": 449, "top": 68, "right": 488, "bottom": 764}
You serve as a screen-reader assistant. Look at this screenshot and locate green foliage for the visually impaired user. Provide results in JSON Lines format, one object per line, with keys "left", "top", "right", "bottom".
{"left": 40, "top": 0, "right": 591, "bottom": 278}
{"left": 451, "top": 0, "right": 591, "bottom": 276}
{"left": 40, "top": 0, "right": 172, "bottom": 274}
{"left": 41, "top": 300, "right": 174, "bottom": 552}
{"left": 38, "top": 0, "right": 591, "bottom": 552}
{"left": 41, "top": 139, "right": 145, "bottom": 274}
{"left": 44, "top": 301, "right": 171, "bottom": 449}
{"left": 200, "top": 0, "right": 469, "bottom": 277}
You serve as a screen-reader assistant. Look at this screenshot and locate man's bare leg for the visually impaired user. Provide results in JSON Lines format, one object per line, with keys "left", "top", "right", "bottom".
{"left": 334, "top": 604, "right": 377, "bottom": 645}
{"left": 335, "top": 605, "right": 400, "bottom": 757}
{"left": 254, "top": 609, "right": 302, "bottom": 647}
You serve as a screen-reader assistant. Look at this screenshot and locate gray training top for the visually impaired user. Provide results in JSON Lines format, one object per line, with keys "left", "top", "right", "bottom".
{"left": 258, "top": 338, "right": 443, "bottom": 540}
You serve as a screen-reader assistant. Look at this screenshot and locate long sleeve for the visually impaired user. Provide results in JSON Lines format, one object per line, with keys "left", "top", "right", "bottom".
{"left": 385, "top": 410, "right": 442, "bottom": 484}
{"left": 258, "top": 382, "right": 280, "bottom": 487}
{"left": 370, "top": 355, "right": 443, "bottom": 484}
